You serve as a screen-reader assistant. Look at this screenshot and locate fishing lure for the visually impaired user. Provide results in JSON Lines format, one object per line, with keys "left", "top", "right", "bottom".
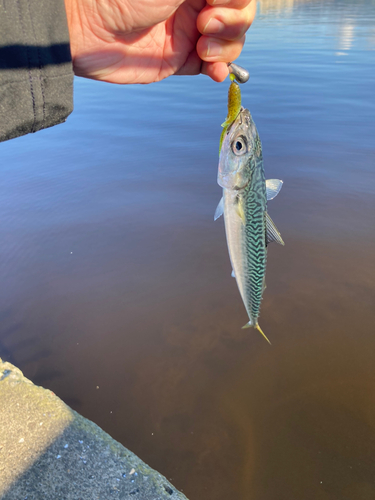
{"left": 219, "top": 74, "right": 241, "bottom": 154}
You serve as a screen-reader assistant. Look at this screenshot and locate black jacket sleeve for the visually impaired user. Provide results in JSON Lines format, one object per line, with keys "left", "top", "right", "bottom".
{"left": 0, "top": 0, "right": 74, "bottom": 142}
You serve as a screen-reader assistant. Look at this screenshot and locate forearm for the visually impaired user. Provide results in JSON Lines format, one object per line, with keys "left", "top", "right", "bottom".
{"left": 0, "top": 0, "right": 74, "bottom": 142}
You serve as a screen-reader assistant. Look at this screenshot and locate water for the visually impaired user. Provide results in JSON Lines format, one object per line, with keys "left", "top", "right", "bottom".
{"left": 1, "top": 0, "right": 375, "bottom": 498}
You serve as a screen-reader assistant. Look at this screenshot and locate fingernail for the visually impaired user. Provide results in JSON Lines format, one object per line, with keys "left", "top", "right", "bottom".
{"left": 207, "top": 41, "right": 223, "bottom": 57}
{"left": 203, "top": 18, "right": 225, "bottom": 34}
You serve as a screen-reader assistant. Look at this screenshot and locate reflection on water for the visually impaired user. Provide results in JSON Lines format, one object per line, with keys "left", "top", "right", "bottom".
{"left": 339, "top": 24, "right": 355, "bottom": 51}
{"left": 1, "top": 0, "right": 375, "bottom": 499}
{"left": 259, "top": 0, "right": 317, "bottom": 15}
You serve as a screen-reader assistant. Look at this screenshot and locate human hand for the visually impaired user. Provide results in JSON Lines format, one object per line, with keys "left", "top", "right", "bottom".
{"left": 64, "top": 0, "right": 256, "bottom": 84}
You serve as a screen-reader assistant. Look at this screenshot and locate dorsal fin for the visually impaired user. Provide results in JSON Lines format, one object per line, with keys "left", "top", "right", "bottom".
{"left": 265, "top": 212, "right": 284, "bottom": 246}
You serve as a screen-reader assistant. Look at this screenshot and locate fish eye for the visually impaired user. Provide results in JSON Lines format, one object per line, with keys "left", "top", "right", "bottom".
{"left": 232, "top": 136, "right": 247, "bottom": 156}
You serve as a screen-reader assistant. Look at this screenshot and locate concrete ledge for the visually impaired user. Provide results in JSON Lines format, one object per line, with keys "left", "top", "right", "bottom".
{"left": 0, "top": 358, "right": 188, "bottom": 500}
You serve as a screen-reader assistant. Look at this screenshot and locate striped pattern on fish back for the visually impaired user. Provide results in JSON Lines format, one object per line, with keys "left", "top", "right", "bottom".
{"left": 243, "top": 159, "right": 267, "bottom": 322}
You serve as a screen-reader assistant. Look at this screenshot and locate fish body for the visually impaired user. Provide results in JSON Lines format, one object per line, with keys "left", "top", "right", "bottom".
{"left": 215, "top": 107, "right": 284, "bottom": 343}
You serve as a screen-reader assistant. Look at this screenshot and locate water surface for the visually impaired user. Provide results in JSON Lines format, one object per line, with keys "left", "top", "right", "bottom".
{"left": 1, "top": 0, "right": 375, "bottom": 498}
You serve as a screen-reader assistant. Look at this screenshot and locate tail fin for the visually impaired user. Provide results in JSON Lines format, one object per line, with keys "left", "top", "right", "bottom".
{"left": 242, "top": 321, "right": 271, "bottom": 345}
{"left": 256, "top": 323, "right": 272, "bottom": 345}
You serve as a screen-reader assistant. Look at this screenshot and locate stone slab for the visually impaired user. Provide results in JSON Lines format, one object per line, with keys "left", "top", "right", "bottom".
{"left": 0, "top": 358, "right": 188, "bottom": 500}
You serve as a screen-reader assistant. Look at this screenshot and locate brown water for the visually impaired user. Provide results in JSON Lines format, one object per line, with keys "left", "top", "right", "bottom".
{"left": 1, "top": 0, "right": 375, "bottom": 498}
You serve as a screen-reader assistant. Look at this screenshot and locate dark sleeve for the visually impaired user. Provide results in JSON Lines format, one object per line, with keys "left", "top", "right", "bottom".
{"left": 0, "top": 0, "right": 74, "bottom": 142}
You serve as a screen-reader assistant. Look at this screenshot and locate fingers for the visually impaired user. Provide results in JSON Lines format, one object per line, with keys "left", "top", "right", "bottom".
{"left": 201, "top": 61, "right": 230, "bottom": 83}
{"left": 206, "top": 0, "right": 253, "bottom": 8}
{"left": 196, "top": 0, "right": 255, "bottom": 74}
{"left": 197, "top": 35, "right": 245, "bottom": 62}
{"left": 197, "top": 4, "right": 254, "bottom": 41}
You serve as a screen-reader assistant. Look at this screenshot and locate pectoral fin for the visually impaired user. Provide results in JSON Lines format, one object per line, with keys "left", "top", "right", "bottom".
{"left": 266, "top": 179, "right": 283, "bottom": 201}
{"left": 214, "top": 197, "right": 224, "bottom": 221}
{"left": 265, "top": 212, "right": 285, "bottom": 246}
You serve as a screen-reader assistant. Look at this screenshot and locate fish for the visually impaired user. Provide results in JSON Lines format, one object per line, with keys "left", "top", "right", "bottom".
{"left": 215, "top": 91, "right": 284, "bottom": 344}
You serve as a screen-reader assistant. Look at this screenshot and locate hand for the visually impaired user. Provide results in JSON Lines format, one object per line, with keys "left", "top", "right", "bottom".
{"left": 64, "top": 0, "right": 256, "bottom": 84}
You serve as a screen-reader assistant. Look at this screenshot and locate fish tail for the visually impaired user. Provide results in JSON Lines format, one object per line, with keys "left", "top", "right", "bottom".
{"left": 256, "top": 323, "right": 272, "bottom": 345}
{"left": 242, "top": 321, "right": 272, "bottom": 345}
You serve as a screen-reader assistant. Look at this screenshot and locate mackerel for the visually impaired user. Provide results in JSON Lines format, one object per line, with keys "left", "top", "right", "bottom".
{"left": 215, "top": 106, "right": 284, "bottom": 343}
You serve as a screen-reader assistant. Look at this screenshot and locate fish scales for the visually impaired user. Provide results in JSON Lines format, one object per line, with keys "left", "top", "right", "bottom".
{"left": 243, "top": 162, "right": 267, "bottom": 320}
{"left": 224, "top": 151, "right": 267, "bottom": 323}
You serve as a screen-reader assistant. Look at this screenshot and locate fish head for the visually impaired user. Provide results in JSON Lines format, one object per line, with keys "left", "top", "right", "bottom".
{"left": 218, "top": 108, "right": 262, "bottom": 190}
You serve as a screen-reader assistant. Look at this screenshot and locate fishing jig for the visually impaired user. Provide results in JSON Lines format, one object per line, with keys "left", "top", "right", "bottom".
{"left": 227, "top": 62, "right": 250, "bottom": 84}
